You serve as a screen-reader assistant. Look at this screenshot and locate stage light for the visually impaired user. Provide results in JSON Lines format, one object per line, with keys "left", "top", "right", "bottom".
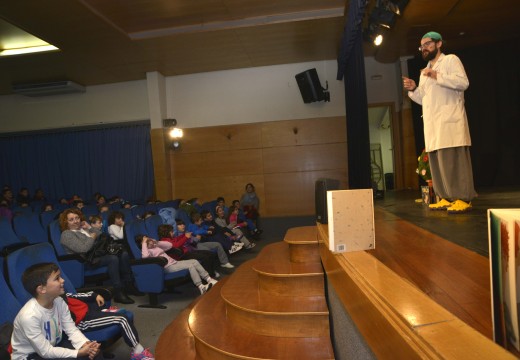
{"left": 374, "top": 34, "right": 383, "bottom": 46}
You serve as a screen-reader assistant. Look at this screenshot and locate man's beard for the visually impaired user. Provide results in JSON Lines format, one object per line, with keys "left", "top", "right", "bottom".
{"left": 422, "top": 47, "right": 438, "bottom": 62}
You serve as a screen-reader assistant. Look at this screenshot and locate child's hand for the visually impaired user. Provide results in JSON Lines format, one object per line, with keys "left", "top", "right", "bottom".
{"left": 185, "top": 232, "right": 192, "bottom": 238}
{"left": 96, "top": 295, "right": 105, "bottom": 307}
{"left": 78, "top": 341, "right": 100, "bottom": 359}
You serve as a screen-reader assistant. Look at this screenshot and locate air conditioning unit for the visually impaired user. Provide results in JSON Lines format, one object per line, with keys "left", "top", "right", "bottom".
{"left": 12, "top": 80, "right": 86, "bottom": 97}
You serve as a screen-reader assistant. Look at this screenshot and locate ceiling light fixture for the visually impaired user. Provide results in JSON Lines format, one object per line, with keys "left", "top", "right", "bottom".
{"left": 0, "top": 45, "right": 59, "bottom": 57}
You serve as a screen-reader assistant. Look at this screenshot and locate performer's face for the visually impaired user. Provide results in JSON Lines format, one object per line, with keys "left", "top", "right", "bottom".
{"left": 420, "top": 38, "right": 438, "bottom": 61}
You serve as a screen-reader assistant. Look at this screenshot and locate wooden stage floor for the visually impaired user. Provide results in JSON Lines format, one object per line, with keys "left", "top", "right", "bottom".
{"left": 371, "top": 188, "right": 520, "bottom": 355}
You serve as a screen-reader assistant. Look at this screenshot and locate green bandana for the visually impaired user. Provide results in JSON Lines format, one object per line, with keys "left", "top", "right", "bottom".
{"left": 422, "top": 31, "right": 442, "bottom": 41}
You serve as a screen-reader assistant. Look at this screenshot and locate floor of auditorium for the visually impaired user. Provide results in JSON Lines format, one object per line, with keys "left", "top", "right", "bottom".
{"left": 106, "top": 187, "right": 520, "bottom": 358}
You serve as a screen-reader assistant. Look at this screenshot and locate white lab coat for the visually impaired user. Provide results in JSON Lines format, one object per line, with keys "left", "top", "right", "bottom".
{"left": 408, "top": 53, "right": 471, "bottom": 152}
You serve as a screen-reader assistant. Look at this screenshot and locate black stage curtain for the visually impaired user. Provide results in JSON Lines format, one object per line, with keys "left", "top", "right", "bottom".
{"left": 337, "top": 0, "right": 371, "bottom": 189}
{"left": 407, "top": 37, "right": 520, "bottom": 187}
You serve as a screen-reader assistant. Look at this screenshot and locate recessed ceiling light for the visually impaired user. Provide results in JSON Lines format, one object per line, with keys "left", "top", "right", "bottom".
{"left": 0, "top": 44, "right": 59, "bottom": 57}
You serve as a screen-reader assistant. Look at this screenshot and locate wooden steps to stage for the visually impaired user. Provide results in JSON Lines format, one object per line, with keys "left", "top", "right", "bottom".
{"left": 156, "top": 226, "right": 334, "bottom": 360}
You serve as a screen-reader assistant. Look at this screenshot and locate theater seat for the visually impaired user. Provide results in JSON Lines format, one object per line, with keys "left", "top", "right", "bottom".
{"left": 5, "top": 243, "right": 130, "bottom": 344}
{"left": 124, "top": 219, "right": 189, "bottom": 309}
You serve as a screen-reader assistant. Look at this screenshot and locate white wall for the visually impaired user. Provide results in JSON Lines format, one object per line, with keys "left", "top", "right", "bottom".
{"left": 0, "top": 58, "right": 400, "bottom": 132}
{"left": 0, "top": 80, "right": 149, "bottom": 132}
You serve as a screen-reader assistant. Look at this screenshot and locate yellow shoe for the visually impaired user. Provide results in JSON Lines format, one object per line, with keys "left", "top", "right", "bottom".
{"left": 447, "top": 200, "right": 472, "bottom": 214}
{"left": 428, "top": 198, "right": 452, "bottom": 210}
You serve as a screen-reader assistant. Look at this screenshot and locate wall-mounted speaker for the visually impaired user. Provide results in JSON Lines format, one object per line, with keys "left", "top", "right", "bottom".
{"left": 295, "top": 68, "right": 330, "bottom": 103}
{"left": 315, "top": 178, "right": 340, "bottom": 224}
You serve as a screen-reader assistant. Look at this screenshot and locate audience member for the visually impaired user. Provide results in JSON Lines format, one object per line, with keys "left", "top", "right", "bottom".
{"left": 32, "top": 188, "right": 47, "bottom": 202}
{"left": 240, "top": 183, "right": 260, "bottom": 223}
{"left": 231, "top": 199, "right": 262, "bottom": 236}
{"left": 216, "top": 206, "right": 255, "bottom": 249}
{"left": 158, "top": 224, "right": 219, "bottom": 277}
{"left": 175, "top": 220, "right": 235, "bottom": 269}
{"left": 189, "top": 213, "right": 243, "bottom": 254}
{"left": 108, "top": 211, "right": 125, "bottom": 241}
{"left": 59, "top": 208, "right": 142, "bottom": 304}
{"left": 64, "top": 290, "right": 154, "bottom": 360}
{"left": 16, "top": 188, "right": 31, "bottom": 205}
{"left": 136, "top": 234, "right": 217, "bottom": 295}
{"left": 11, "top": 262, "right": 101, "bottom": 360}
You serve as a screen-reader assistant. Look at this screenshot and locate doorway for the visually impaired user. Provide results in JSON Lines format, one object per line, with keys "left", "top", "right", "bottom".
{"left": 368, "top": 104, "right": 395, "bottom": 195}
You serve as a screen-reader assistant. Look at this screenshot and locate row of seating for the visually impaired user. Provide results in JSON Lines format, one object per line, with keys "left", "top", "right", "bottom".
{"left": 0, "top": 243, "right": 134, "bottom": 353}
{"left": 1, "top": 210, "right": 192, "bottom": 309}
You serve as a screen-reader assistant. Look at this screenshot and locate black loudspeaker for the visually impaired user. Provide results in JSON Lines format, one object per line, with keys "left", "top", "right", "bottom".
{"left": 315, "top": 178, "right": 340, "bottom": 224}
{"left": 295, "top": 68, "right": 329, "bottom": 103}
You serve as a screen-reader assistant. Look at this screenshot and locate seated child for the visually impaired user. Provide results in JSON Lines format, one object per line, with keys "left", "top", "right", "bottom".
{"left": 216, "top": 206, "right": 255, "bottom": 249}
{"left": 157, "top": 223, "right": 219, "bottom": 277}
{"left": 188, "top": 213, "right": 243, "bottom": 254}
{"left": 107, "top": 211, "right": 125, "bottom": 241}
{"left": 136, "top": 235, "right": 217, "bottom": 295}
{"left": 11, "top": 262, "right": 101, "bottom": 360}
{"left": 231, "top": 200, "right": 263, "bottom": 237}
{"left": 64, "top": 291, "right": 154, "bottom": 360}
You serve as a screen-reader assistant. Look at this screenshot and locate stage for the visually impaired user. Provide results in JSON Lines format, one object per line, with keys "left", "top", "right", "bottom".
{"left": 375, "top": 187, "right": 520, "bottom": 257}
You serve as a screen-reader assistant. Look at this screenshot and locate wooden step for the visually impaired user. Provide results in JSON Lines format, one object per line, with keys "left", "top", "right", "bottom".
{"left": 252, "top": 242, "right": 324, "bottom": 297}
{"left": 221, "top": 259, "right": 329, "bottom": 337}
{"left": 284, "top": 226, "right": 320, "bottom": 263}
{"left": 189, "top": 277, "right": 335, "bottom": 360}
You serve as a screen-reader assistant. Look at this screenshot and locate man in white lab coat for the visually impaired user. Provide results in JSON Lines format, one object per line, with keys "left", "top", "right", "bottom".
{"left": 403, "top": 31, "right": 477, "bottom": 213}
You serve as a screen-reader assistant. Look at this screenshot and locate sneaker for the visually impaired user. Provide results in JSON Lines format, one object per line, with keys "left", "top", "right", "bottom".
{"left": 221, "top": 262, "right": 234, "bottom": 269}
{"left": 214, "top": 271, "right": 221, "bottom": 278}
{"left": 131, "top": 348, "right": 155, "bottom": 360}
{"left": 198, "top": 283, "right": 213, "bottom": 295}
{"left": 206, "top": 277, "right": 218, "bottom": 286}
{"left": 447, "top": 200, "right": 472, "bottom": 214}
{"left": 245, "top": 242, "right": 256, "bottom": 249}
{"left": 428, "top": 198, "right": 452, "bottom": 210}
{"left": 253, "top": 229, "right": 263, "bottom": 235}
{"left": 228, "top": 242, "right": 244, "bottom": 254}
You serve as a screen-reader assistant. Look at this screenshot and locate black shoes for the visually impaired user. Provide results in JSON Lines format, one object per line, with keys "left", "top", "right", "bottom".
{"left": 114, "top": 289, "right": 135, "bottom": 304}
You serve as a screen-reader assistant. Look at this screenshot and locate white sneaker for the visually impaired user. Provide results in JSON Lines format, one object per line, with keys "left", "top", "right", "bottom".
{"left": 228, "top": 245, "right": 238, "bottom": 254}
{"left": 214, "top": 271, "right": 221, "bottom": 278}
{"left": 221, "top": 262, "right": 234, "bottom": 269}
{"left": 206, "top": 277, "right": 218, "bottom": 286}
{"left": 198, "top": 283, "right": 212, "bottom": 295}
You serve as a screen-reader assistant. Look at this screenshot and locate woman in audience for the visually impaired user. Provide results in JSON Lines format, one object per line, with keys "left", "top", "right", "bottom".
{"left": 136, "top": 234, "right": 217, "bottom": 295}
{"left": 59, "top": 208, "right": 141, "bottom": 304}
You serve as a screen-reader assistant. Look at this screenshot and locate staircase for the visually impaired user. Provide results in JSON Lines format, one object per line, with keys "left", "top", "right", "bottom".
{"left": 156, "top": 226, "right": 335, "bottom": 359}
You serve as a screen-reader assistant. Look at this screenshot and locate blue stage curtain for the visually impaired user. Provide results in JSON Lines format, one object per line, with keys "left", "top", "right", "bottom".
{"left": 0, "top": 122, "right": 154, "bottom": 202}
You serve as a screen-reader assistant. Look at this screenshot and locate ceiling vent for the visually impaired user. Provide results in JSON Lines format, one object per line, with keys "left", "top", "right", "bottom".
{"left": 12, "top": 80, "right": 85, "bottom": 97}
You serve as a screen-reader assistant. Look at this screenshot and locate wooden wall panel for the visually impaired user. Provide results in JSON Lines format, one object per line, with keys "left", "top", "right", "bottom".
{"left": 170, "top": 116, "right": 347, "bottom": 216}
{"left": 172, "top": 174, "right": 265, "bottom": 206}
{"left": 172, "top": 149, "right": 263, "bottom": 176}
{"left": 263, "top": 143, "right": 347, "bottom": 173}
{"left": 261, "top": 116, "right": 346, "bottom": 147}
{"left": 177, "top": 123, "right": 263, "bottom": 153}
{"left": 264, "top": 170, "right": 348, "bottom": 216}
